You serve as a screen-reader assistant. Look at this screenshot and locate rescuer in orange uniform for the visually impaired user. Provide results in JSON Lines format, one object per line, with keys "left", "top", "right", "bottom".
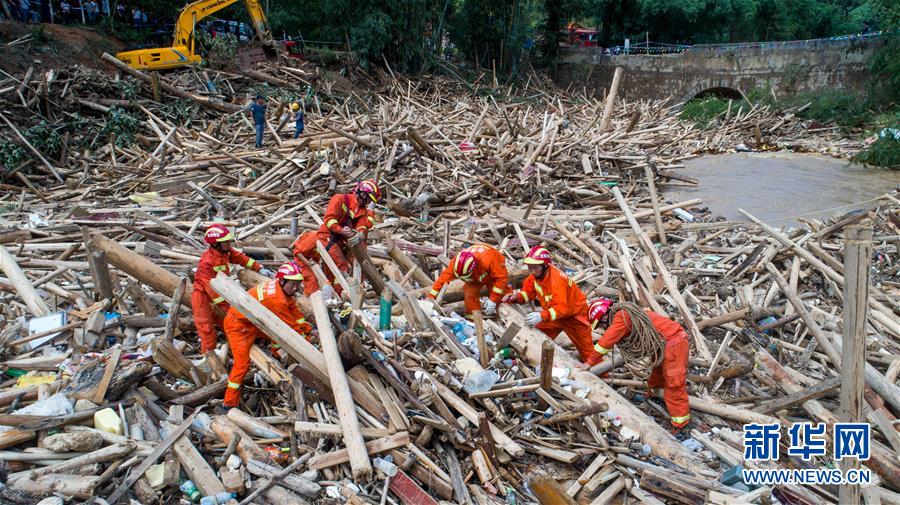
{"left": 427, "top": 244, "right": 509, "bottom": 316}
{"left": 193, "top": 224, "right": 272, "bottom": 354}
{"left": 222, "top": 261, "right": 312, "bottom": 408}
{"left": 500, "top": 246, "right": 597, "bottom": 363}
{"left": 316, "top": 180, "right": 380, "bottom": 277}
{"left": 588, "top": 298, "right": 691, "bottom": 433}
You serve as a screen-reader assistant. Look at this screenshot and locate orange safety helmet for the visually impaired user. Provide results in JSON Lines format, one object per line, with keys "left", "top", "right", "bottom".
{"left": 523, "top": 245, "right": 552, "bottom": 265}
{"left": 204, "top": 224, "right": 234, "bottom": 245}
{"left": 588, "top": 298, "right": 615, "bottom": 329}
{"left": 452, "top": 249, "right": 477, "bottom": 280}
{"left": 275, "top": 261, "right": 304, "bottom": 281}
{"left": 356, "top": 179, "right": 382, "bottom": 203}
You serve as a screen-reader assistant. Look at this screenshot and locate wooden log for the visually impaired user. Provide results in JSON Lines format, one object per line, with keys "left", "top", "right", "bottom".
{"left": 386, "top": 241, "right": 433, "bottom": 287}
{"left": 209, "top": 415, "right": 269, "bottom": 464}
{"left": 10, "top": 474, "right": 101, "bottom": 499}
{"left": 227, "top": 408, "right": 286, "bottom": 439}
{"left": 90, "top": 232, "right": 192, "bottom": 307}
{"left": 90, "top": 251, "right": 114, "bottom": 302}
{"left": 171, "top": 379, "right": 226, "bottom": 406}
{"left": 644, "top": 166, "right": 667, "bottom": 246}
{"left": 0, "top": 245, "right": 51, "bottom": 316}
{"left": 245, "top": 458, "right": 321, "bottom": 498}
{"left": 598, "top": 67, "right": 623, "bottom": 132}
{"left": 349, "top": 242, "right": 386, "bottom": 294}
{"left": 540, "top": 340, "right": 555, "bottom": 391}
{"left": 309, "top": 290, "right": 372, "bottom": 480}
{"left": 753, "top": 376, "right": 840, "bottom": 415}
{"left": 293, "top": 421, "right": 391, "bottom": 439}
{"left": 499, "top": 304, "right": 702, "bottom": 470}
{"left": 209, "top": 275, "right": 388, "bottom": 421}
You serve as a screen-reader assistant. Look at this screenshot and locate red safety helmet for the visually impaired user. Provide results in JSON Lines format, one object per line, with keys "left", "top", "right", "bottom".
{"left": 356, "top": 179, "right": 382, "bottom": 203}
{"left": 276, "top": 261, "right": 304, "bottom": 281}
{"left": 523, "top": 245, "right": 552, "bottom": 266}
{"left": 588, "top": 298, "right": 615, "bottom": 329}
{"left": 204, "top": 224, "right": 234, "bottom": 245}
{"left": 452, "top": 249, "right": 477, "bottom": 280}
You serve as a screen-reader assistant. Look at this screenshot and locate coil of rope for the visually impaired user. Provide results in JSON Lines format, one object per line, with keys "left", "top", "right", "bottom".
{"left": 611, "top": 302, "right": 665, "bottom": 380}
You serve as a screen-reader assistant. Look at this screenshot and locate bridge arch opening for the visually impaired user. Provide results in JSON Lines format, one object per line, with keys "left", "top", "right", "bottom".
{"left": 691, "top": 87, "right": 743, "bottom": 101}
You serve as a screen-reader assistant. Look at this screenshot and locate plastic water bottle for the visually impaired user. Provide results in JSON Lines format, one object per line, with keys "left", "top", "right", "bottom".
{"left": 180, "top": 480, "right": 201, "bottom": 502}
{"left": 463, "top": 370, "right": 499, "bottom": 394}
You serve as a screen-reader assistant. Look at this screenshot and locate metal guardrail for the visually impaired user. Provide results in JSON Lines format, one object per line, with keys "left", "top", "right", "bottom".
{"left": 574, "top": 30, "right": 891, "bottom": 56}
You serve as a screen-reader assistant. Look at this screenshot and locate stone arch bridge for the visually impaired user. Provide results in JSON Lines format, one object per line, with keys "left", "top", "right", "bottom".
{"left": 556, "top": 33, "right": 887, "bottom": 103}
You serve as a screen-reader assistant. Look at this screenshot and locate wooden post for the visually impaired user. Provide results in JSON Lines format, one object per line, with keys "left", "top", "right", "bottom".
{"left": 91, "top": 251, "right": 114, "bottom": 302}
{"left": 309, "top": 291, "right": 372, "bottom": 480}
{"left": 540, "top": 340, "right": 554, "bottom": 390}
{"left": 839, "top": 224, "right": 872, "bottom": 505}
{"left": 598, "top": 67, "right": 623, "bottom": 132}
{"left": 0, "top": 245, "right": 51, "bottom": 316}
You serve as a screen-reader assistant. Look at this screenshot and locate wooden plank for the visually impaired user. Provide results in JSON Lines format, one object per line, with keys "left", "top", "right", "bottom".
{"left": 164, "top": 421, "right": 227, "bottom": 497}
{"left": 307, "top": 432, "right": 409, "bottom": 470}
{"left": 293, "top": 421, "right": 391, "bottom": 438}
{"left": 644, "top": 166, "right": 667, "bottom": 246}
{"left": 92, "top": 347, "right": 122, "bottom": 404}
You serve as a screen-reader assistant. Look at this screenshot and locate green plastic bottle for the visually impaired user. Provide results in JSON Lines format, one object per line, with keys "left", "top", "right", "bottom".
{"left": 379, "top": 293, "right": 393, "bottom": 331}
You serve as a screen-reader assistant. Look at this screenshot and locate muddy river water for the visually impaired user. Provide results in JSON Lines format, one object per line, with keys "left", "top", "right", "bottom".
{"left": 664, "top": 152, "right": 900, "bottom": 224}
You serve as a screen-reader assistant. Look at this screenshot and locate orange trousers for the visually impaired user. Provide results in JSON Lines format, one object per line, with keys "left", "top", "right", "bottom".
{"left": 192, "top": 290, "right": 228, "bottom": 353}
{"left": 647, "top": 333, "right": 691, "bottom": 428}
{"left": 222, "top": 321, "right": 274, "bottom": 408}
{"left": 536, "top": 314, "right": 596, "bottom": 364}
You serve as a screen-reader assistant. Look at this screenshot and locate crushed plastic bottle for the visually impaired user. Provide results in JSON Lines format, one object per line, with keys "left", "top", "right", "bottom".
{"left": 180, "top": 480, "right": 201, "bottom": 502}
{"left": 463, "top": 370, "right": 499, "bottom": 394}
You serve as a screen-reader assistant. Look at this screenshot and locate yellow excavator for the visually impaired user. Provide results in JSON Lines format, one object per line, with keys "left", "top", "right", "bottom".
{"left": 115, "top": 0, "right": 282, "bottom": 70}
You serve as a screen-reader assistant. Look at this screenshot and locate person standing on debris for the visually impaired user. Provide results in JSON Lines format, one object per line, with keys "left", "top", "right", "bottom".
{"left": 193, "top": 224, "right": 273, "bottom": 354}
{"left": 222, "top": 262, "right": 313, "bottom": 409}
{"left": 291, "top": 102, "right": 304, "bottom": 139}
{"left": 587, "top": 298, "right": 691, "bottom": 434}
{"left": 428, "top": 244, "right": 509, "bottom": 316}
{"left": 248, "top": 94, "right": 267, "bottom": 148}
{"left": 501, "top": 246, "right": 597, "bottom": 363}
{"left": 316, "top": 180, "right": 380, "bottom": 282}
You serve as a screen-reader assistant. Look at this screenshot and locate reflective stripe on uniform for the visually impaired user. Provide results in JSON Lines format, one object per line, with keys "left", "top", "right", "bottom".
{"left": 326, "top": 219, "right": 339, "bottom": 228}
{"left": 296, "top": 318, "right": 306, "bottom": 325}
{"left": 594, "top": 343, "right": 610, "bottom": 355}
{"left": 256, "top": 284, "right": 265, "bottom": 301}
{"left": 534, "top": 283, "right": 544, "bottom": 297}
{"left": 671, "top": 414, "right": 691, "bottom": 424}
{"left": 246, "top": 258, "right": 256, "bottom": 268}
{"left": 492, "top": 286, "right": 505, "bottom": 294}
{"left": 227, "top": 381, "right": 241, "bottom": 389}
{"left": 272, "top": 344, "right": 282, "bottom": 349}
{"left": 519, "top": 291, "right": 529, "bottom": 302}
{"left": 213, "top": 265, "right": 227, "bottom": 272}
{"left": 548, "top": 308, "right": 557, "bottom": 321}
{"left": 212, "top": 296, "right": 225, "bottom": 304}
{"left": 429, "top": 289, "right": 439, "bottom": 297}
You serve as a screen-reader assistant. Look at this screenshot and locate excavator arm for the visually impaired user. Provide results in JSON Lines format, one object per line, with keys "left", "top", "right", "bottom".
{"left": 115, "top": 0, "right": 276, "bottom": 70}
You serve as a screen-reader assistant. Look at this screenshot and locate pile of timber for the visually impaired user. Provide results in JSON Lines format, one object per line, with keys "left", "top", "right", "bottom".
{"left": 0, "top": 56, "right": 896, "bottom": 505}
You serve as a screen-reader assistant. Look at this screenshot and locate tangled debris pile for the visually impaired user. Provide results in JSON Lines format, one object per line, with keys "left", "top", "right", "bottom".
{"left": 0, "top": 53, "right": 897, "bottom": 505}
